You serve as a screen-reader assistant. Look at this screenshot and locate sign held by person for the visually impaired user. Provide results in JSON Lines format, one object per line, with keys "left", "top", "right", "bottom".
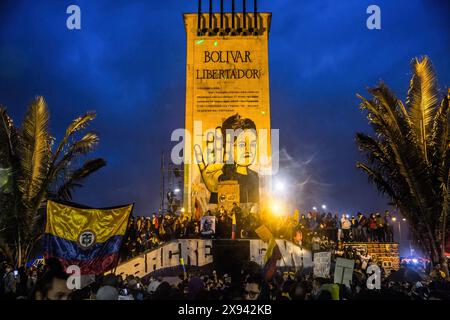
{"left": 200, "top": 216, "right": 216, "bottom": 236}
{"left": 334, "top": 258, "right": 355, "bottom": 288}
{"left": 313, "top": 252, "right": 331, "bottom": 278}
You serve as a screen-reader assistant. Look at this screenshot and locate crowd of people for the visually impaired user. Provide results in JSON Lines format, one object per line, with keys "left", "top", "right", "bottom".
{"left": 121, "top": 203, "right": 260, "bottom": 260}
{"left": 3, "top": 205, "right": 438, "bottom": 301}
{"left": 1, "top": 205, "right": 449, "bottom": 301}
{"left": 80, "top": 261, "right": 450, "bottom": 301}
{"left": 122, "top": 206, "right": 398, "bottom": 260}
{"left": 295, "top": 210, "right": 396, "bottom": 243}
{"left": 1, "top": 255, "right": 449, "bottom": 300}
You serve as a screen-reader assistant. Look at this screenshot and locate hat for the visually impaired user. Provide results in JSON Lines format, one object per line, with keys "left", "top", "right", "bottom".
{"left": 96, "top": 286, "right": 119, "bottom": 300}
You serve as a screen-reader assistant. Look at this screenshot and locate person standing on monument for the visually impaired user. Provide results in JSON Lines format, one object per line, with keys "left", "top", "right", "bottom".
{"left": 350, "top": 216, "right": 359, "bottom": 242}
{"left": 231, "top": 202, "right": 243, "bottom": 239}
{"left": 368, "top": 214, "right": 377, "bottom": 242}
{"left": 383, "top": 210, "right": 394, "bottom": 242}
{"left": 340, "top": 214, "right": 351, "bottom": 242}
{"left": 375, "top": 213, "right": 385, "bottom": 242}
{"left": 357, "top": 212, "right": 367, "bottom": 242}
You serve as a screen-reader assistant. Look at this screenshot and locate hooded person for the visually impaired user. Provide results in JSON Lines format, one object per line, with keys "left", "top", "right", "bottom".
{"left": 187, "top": 276, "right": 205, "bottom": 300}
{"left": 152, "top": 281, "right": 173, "bottom": 300}
{"left": 127, "top": 277, "right": 145, "bottom": 300}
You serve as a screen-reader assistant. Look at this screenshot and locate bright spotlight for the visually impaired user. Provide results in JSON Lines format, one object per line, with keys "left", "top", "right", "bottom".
{"left": 174, "top": 188, "right": 180, "bottom": 193}
{"left": 180, "top": 208, "right": 185, "bottom": 213}
{"left": 312, "top": 206, "right": 317, "bottom": 211}
{"left": 271, "top": 201, "right": 284, "bottom": 216}
{"left": 321, "top": 204, "right": 327, "bottom": 210}
{"left": 412, "top": 258, "right": 418, "bottom": 264}
{"left": 275, "top": 181, "right": 285, "bottom": 192}
{"left": 392, "top": 217, "right": 397, "bottom": 222}
{"left": 402, "top": 218, "right": 406, "bottom": 221}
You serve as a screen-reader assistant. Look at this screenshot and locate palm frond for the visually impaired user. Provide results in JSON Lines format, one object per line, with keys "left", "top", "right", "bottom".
{"left": 49, "top": 132, "right": 100, "bottom": 184}
{"left": 356, "top": 162, "right": 397, "bottom": 199}
{"left": 430, "top": 95, "right": 449, "bottom": 180}
{"left": 0, "top": 167, "right": 12, "bottom": 192}
{"left": 0, "top": 99, "right": 103, "bottom": 266}
{"left": 52, "top": 112, "right": 96, "bottom": 163}
{"left": 0, "top": 237, "right": 13, "bottom": 264}
{"left": 18, "top": 96, "right": 51, "bottom": 202}
{"left": 65, "top": 111, "right": 96, "bottom": 138}
{"left": 68, "top": 131, "right": 99, "bottom": 154}
{"left": 56, "top": 158, "right": 106, "bottom": 200}
{"left": 406, "top": 56, "right": 439, "bottom": 159}
{"left": 358, "top": 83, "right": 436, "bottom": 218}
{"left": 356, "top": 57, "right": 448, "bottom": 262}
{"left": 0, "top": 106, "right": 15, "bottom": 160}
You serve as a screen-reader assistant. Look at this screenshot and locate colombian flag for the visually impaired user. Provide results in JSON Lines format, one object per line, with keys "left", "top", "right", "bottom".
{"left": 231, "top": 213, "right": 237, "bottom": 240}
{"left": 44, "top": 200, "right": 133, "bottom": 275}
{"left": 262, "top": 237, "right": 282, "bottom": 281}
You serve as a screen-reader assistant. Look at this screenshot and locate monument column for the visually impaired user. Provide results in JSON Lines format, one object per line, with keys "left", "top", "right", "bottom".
{"left": 183, "top": 1, "right": 272, "bottom": 217}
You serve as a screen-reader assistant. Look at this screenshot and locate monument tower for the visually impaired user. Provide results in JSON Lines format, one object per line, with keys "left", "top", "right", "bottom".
{"left": 183, "top": 0, "right": 272, "bottom": 216}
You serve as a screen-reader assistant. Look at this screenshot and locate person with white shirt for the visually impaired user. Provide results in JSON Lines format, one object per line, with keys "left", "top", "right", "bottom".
{"left": 340, "top": 214, "right": 351, "bottom": 242}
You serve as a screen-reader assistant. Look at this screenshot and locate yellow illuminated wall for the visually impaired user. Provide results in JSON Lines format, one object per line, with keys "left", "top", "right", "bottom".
{"left": 183, "top": 13, "right": 272, "bottom": 216}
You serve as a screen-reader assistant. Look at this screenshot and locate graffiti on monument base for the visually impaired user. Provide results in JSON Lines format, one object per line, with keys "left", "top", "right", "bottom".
{"left": 114, "top": 239, "right": 313, "bottom": 278}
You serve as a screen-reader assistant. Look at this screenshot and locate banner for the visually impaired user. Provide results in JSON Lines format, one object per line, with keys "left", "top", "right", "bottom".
{"left": 255, "top": 224, "right": 273, "bottom": 242}
{"left": 44, "top": 200, "right": 133, "bottom": 275}
{"left": 313, "top": 252, "right": 331, "bottom": 278}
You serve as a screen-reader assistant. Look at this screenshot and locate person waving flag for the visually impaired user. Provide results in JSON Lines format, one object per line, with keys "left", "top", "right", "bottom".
{"left": 262, "top": 236, "right": 282, "bottom": 281}
{"left": 255, "top": 225, "right": 282, "bottom": 281}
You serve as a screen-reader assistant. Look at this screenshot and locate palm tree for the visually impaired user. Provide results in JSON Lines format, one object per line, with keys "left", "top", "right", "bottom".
{"left": 0, "top": 96, "right": 106, "bottom": 266}
{"left": 356, "top": 56, "right": 449, "bottom": 264}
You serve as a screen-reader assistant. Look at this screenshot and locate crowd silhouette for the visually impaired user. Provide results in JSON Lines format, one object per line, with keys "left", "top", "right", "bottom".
{"left": 121, "top": 207, "right": 398, "bottom": 261}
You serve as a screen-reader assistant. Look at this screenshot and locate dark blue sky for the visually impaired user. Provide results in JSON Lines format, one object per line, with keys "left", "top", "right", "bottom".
{"left": 1, "top": 0, "right": 449, "bottom": 216}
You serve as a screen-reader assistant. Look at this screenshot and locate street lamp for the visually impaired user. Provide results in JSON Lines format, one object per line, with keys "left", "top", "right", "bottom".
{"left": 321, "top": 204, "right": 327, "bottom": 210}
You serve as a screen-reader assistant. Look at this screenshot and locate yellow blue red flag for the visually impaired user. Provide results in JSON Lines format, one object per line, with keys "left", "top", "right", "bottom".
{"left": 231, "top": 213, "right": 237, "bottom": 240}
{"left": 263, "top": 237, "right": 282, "bottom": 281}
{"left": 44, "top": 200, "right": 133, "bottom": 275}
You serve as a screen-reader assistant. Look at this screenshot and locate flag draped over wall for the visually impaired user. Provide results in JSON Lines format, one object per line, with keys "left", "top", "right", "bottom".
{"left": 44, "top": 200, "right": 133, "bottom": 275}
